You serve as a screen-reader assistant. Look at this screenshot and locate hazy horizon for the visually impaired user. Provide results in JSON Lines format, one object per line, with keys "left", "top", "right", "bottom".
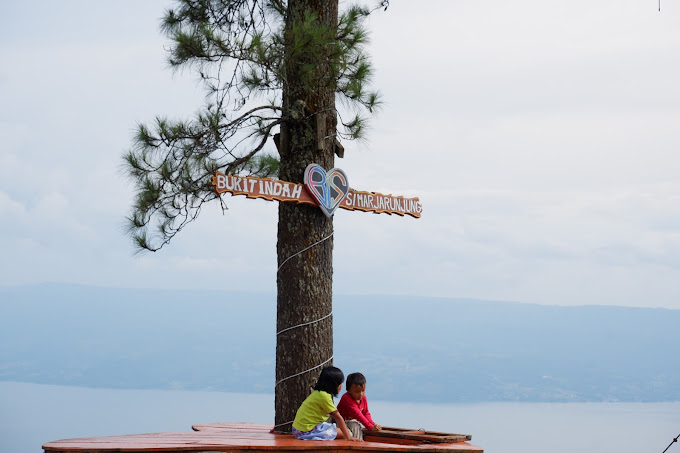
{"left": 3, "top": 284, "right": 679, "bottom": 403}
{"left": 4, "top": 281, "right": 679, "bottom": 311}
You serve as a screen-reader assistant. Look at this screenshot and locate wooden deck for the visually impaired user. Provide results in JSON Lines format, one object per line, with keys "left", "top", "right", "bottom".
{"left": 43, "top": 422, "right": 483, "bottom": 453}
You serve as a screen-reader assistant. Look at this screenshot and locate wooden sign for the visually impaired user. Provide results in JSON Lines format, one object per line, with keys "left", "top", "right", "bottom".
{"left": 211, "top": 166, "right": 422, "bottom": 218}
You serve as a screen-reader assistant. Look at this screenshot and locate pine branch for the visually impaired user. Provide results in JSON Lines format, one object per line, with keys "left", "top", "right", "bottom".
{"left": 124, "top": 0, "right": 389, "bottom": 252}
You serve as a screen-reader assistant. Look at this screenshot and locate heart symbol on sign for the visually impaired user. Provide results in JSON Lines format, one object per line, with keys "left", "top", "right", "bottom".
{"left": 303, "top": 164, "right": 350, "bottom": 217}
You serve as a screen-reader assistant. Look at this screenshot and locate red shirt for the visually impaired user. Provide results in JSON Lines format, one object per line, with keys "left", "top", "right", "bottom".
{"left": 337, "top": 393, "right": 375, "bottom": 430}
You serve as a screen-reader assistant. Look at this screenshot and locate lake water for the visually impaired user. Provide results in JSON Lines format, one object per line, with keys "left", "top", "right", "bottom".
{"left": 2, "top": 381, "right": 679, "bottom": 453}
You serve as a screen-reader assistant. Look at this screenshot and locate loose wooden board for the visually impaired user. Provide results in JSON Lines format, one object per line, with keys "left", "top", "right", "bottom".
{"left": 363, "top": 427, "right": 471, "bottom": 444}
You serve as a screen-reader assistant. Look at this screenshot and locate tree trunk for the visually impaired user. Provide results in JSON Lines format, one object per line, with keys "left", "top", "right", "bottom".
{"left": 274, "top": 0, "right": 339, "bottom": 433}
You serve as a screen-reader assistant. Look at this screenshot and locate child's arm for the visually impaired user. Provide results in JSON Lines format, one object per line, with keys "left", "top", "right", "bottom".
{"left": 364, "top": 411, "right": 381, "bottom": 430}
{"left": 330, "top": 410, "right": 361, "bottom": 442}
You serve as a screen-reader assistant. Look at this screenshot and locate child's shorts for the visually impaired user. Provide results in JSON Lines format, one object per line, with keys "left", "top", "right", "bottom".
{"left": 292, "top": 422, "right": 337, "bottom": 440}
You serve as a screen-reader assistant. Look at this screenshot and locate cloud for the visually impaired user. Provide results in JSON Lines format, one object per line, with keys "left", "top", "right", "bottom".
{"left": 2, "top": 0, "right": 680, "bottom": 309}
{"left": 0, "top": 191, "right": 26, "bottom": 219}
{"left": 332, "top": 178, "right": 680, "bottom": 306}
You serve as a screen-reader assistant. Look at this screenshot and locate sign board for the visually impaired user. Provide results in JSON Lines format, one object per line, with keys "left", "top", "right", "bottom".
{"left": 211, "top": 165, "right": 422, "bottom": 218}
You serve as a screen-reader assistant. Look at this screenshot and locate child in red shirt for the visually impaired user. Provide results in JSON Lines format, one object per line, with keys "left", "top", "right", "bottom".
{"left": 337, "top": 372, "right": 382, "bottom": 440}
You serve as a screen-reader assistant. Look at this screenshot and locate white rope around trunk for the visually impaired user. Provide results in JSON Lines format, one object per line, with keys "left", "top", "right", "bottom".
{"left": 273, "top": 231, "right": 335, "bottom": 430}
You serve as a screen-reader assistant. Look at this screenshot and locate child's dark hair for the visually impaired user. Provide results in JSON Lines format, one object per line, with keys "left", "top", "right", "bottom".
{"left": 314, "top": 366, "right": 344, "bottom": 396}
{"left": 346, "top": 372, "right": 366, "bottom": 389}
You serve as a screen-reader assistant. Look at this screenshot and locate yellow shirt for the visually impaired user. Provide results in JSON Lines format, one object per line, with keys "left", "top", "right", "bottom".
{"left": 292, "top": 390, "right": 337, "bottom": 432}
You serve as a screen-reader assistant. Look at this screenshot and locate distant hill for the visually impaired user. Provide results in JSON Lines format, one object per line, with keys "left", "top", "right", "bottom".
{"left": 1, "top": 283, "right": 678, "bottom": 402}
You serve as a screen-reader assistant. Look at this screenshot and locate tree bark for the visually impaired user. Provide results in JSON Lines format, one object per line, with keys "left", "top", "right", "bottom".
{"left": 274, "top": 0, "right": 339, "bottom": 432}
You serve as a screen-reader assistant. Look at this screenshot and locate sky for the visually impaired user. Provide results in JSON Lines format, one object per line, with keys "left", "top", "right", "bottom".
{"left": 1, "top": 0, "right": 680, "bottom": 309}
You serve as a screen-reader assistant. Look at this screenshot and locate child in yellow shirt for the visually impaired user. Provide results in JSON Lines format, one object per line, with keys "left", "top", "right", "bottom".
{"left": 292, "top": 366, "right": 361, "bottom": 441}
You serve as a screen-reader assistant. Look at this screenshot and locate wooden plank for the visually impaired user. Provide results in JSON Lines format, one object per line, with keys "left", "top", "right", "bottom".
{"left": 363, "top": 427, "right": 471, "bottom": 444}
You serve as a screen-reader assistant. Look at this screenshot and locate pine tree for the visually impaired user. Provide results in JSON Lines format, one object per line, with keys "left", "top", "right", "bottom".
{"left": 123, "top": 0, "right": 386, "bottom": 430}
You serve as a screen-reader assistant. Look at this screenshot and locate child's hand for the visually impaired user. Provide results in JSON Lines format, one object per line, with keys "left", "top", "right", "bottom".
{"left": 371, "top": 425, "right": 382, "bottom": 431}
{"left": 349, "top": 436, "right": 363, "bottom": 442}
